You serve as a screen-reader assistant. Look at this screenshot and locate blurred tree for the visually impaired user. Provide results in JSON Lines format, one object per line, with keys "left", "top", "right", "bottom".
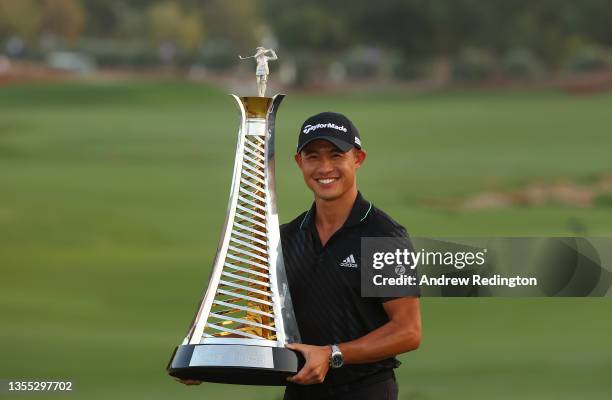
{"left": 3, "top": 0, "right": 611, "bottom": 74}
{"left": 265, "top": 0, "right": 612, "bottom": 77}
{"left": 263, "top": 0, "right": 348, "bottom": 50}
{"left": 80, "top": 0, "right": 156, "bottom": 38}
{"left": 147, "top": 1, "right": 204, "bottom": 53}
{"left": 0, "top": 0, "right": 42, "bottom": 42}
{"left": 345, "top": 0, "right": 431, "bottom": 54}
{"left": 507, "top": 0, "right": 578, "bottom": 68}
{"left": 41, "top": 0, "right": 86, "bottom": 45}
{"left": 573, "top": 0, "right": 612, "bottom": 46}
{"left": 81, "top": 0, "right": 119, "bottom": 37}
{"left": 262, "top": 0, "right": 353, "bottom": 85}
{"left": 202, "top": 0, "right": 262, "bottom": 52}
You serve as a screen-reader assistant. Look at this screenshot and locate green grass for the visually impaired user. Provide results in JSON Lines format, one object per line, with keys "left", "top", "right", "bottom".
{"left": 1, "top": 81, "right": 611, "bottom": 399}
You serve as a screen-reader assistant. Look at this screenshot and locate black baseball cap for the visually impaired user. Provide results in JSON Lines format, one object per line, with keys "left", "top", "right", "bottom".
{"left": 296, "top": 112, "right": 362, "bottom": 153}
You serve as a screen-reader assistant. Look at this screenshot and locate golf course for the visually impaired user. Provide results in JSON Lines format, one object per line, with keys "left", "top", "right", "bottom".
{"left": 1, "top": 81, "right": 611, "bottom": 399}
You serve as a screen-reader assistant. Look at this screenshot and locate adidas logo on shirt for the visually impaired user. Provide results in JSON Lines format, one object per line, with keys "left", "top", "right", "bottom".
{"left": 340, "top": 254, "right": 358, "bottom": 268}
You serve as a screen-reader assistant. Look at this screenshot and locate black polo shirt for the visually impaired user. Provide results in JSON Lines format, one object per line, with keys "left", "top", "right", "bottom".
{"left": 281, "top": 191, "right": 419, "bottom": 388}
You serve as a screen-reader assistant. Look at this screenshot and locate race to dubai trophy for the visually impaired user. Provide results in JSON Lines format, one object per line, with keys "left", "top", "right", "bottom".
{"left": 167, "top": 48, "right": 301, "bottom": 385}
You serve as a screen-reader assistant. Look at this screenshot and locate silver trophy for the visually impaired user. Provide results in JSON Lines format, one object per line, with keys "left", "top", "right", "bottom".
{"left": 167, "top": 48, "right": 302, "bottom": 386}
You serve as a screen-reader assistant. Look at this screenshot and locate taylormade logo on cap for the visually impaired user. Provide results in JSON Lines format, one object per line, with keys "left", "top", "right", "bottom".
{"left": 297, "top": 112, "right": 362, "bottom": 153}
{"left": 302, "top": 123, "right": 348, "bottom": 135}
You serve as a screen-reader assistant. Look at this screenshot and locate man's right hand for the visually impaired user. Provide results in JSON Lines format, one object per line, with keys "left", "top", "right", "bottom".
{"left": 174, "top": 378, "right": 202, "bottom": 385}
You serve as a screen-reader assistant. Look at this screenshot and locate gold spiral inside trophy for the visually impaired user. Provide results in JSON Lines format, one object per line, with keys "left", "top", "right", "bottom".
{"left": 202, "top": 97, "right": 277, "bottom": 341}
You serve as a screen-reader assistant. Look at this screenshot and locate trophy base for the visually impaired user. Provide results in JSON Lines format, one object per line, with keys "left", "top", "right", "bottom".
{"left": 167, "top": 344, "right": 301, "bottom": 386}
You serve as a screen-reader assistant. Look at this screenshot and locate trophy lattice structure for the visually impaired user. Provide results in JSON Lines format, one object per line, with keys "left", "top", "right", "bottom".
{"left": 167, "top": 95, "right": 301, "bottom": 385}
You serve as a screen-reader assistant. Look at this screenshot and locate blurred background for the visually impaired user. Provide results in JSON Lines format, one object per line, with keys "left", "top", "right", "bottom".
{"left": 1, "top": 1, "right": 611, "bottom": 399}
{"left": 2, "top": 0, "right": 612, "bottom": 89}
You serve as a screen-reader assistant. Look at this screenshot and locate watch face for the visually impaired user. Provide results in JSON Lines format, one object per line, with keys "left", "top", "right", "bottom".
{"left": 331, "top": 353, "right": 343, "bottom": 368}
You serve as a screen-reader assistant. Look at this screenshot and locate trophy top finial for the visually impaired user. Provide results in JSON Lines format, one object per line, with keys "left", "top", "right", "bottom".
{"left": 238, "top": 47, "right": 278, "bottom": 97}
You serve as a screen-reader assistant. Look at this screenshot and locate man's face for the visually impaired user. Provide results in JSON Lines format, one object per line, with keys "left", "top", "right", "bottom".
{"left": 295, "top": 140, "right": 366, "bottom": 201}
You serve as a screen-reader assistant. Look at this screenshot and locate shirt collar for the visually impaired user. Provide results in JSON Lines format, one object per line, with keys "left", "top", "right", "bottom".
{"left": 299, "top": 191, "right": 373, "bottom": 231}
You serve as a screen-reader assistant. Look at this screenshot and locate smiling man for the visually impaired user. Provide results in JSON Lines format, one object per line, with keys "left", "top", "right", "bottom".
{"left": 281, "top": 112, "right": 422, "bottom": 400}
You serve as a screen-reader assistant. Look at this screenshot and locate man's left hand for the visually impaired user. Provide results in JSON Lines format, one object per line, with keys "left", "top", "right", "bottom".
{"left": 285, "top": 343, "right": 331, "bottom": 385}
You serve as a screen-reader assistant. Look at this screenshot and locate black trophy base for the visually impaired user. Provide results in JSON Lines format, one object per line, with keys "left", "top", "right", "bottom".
{"left": 167, "top": 344, "right": 301, "bottom": 386}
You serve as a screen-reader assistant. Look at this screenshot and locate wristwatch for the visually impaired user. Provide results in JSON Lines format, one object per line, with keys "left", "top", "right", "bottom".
{"left": 329, "top": 344, "right": 344, "bottom": 369}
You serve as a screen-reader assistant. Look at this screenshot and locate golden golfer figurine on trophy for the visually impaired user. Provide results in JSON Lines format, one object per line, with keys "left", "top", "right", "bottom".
{"left": 166, "top": 48, "right": 302, "bottom": 385}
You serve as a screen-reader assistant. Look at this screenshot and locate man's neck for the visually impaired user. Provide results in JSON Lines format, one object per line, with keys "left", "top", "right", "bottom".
{"left": 314, "top": 187, "right": 358, "bottom": 234}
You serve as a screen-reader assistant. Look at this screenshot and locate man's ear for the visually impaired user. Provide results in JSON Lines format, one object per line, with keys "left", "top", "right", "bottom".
{"left": 354, "top": 149, "right": 367, "bottom": 169}
{"left": 294, "top": 153, "right": 302, "bottom": 168}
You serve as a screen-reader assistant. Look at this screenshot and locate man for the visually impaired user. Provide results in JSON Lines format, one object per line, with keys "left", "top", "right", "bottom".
{"left": 281, "top": 112, "right": 421, "bottom": 399}
{"left": 177, "top": 112, "right": 421, "bottom": 399}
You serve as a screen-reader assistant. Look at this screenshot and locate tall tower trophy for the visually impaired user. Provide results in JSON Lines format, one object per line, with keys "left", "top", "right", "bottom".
{"left": 167, "top": 48, "right": 301, "bottom": 385}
